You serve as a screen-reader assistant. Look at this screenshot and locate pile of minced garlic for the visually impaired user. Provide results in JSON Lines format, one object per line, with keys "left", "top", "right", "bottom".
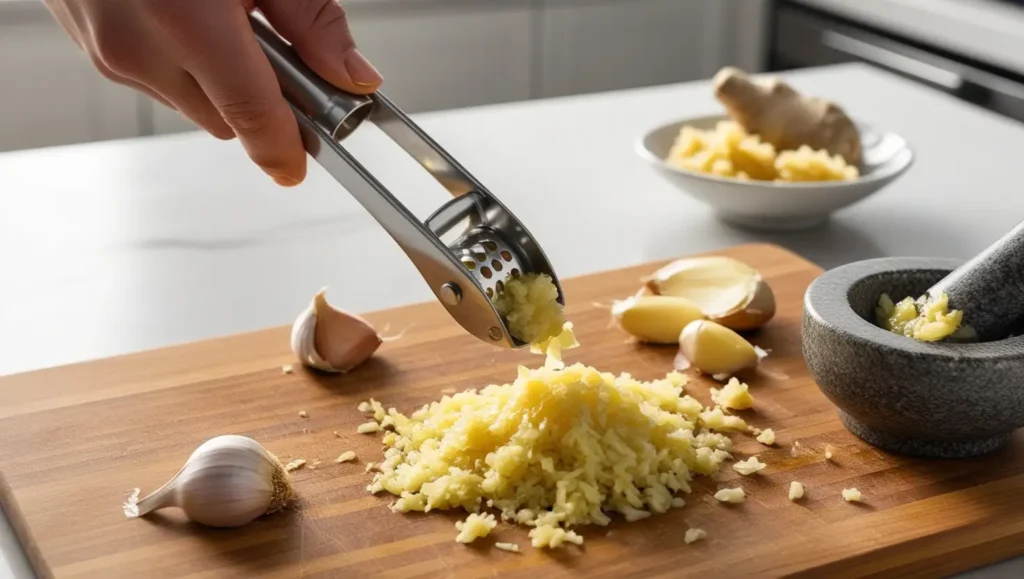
{"left": 358, "top": 324, "right": 741, "bottom": 549}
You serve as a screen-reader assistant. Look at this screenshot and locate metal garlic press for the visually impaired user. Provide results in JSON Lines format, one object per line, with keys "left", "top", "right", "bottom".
{"left": 249, "top": 14, "right": 563, "bottom": 349}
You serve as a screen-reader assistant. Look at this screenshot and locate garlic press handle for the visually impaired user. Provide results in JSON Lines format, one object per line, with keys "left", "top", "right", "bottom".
{"left": 369, "top": 94, "right": 483, "bottom": 199}
{"left": 248, "top": 13, "right": 519, "bottom": 348}
{"left": 251, "top": 12, "right": 488, "bottom": 200}
{"left": 249, "top": 11, "right": 372, "bottom": 141}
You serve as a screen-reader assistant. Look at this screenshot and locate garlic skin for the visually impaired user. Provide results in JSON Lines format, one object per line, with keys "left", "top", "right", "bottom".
{"left": 291, "top": 288, "right": 381, "bottom": 373}
{"left": 124, "top": 435, "right": 294, "bottom": 528}
{"left": 645, "top": 256, "right": 776, "bottom": 331}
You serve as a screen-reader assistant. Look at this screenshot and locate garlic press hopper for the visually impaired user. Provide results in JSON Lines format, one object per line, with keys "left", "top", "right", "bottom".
{"left": 250, "top": 14, "right": 563, "bottom": 349}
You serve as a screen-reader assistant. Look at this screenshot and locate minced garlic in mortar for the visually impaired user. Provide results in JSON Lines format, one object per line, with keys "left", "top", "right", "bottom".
{"left": 361, "top": 324, "right": 740, "bottom": 549}
{"left": 875, "top": 291, "right": 967, "bottom": 342}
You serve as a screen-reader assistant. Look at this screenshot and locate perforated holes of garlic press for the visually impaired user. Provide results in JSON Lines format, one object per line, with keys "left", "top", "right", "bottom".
{"left": 458, "top": 237, "right": 523, "bottom": 300}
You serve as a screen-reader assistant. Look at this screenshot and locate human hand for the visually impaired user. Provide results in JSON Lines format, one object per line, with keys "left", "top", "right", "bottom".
{"left": 43, "top": 0, "right": 382, "bottom": 186}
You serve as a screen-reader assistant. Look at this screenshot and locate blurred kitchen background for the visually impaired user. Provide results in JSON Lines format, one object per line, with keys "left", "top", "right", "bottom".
{"left": 3, "top": 0, "right": 1024, "bottom": 153}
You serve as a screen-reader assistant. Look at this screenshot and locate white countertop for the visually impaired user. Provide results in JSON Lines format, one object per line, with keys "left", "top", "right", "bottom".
{"left": 3, "top": 63, "right": 1024, "bottom": 578}
{"left": 794, "top": 0, "right": 1024, "bottom": 76}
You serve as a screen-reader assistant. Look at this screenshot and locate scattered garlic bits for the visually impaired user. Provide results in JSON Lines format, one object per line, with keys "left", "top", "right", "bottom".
{"left": 756, "top": 429, "right": 775, "bottom": 445}
{"left": 714, "top": 487, "right": 746, "bottom": 504}
{"left": 699, "top": 406, "right": 748, "bottom": 432}
{"left": 298, "top": 410, "right": 309, "bottom": 419}
{"left": 842, "top": 488, "right": 862, "bottom": 502}
{"left": 366, "top": 360, "right": 735, "bottom": 549}
{"left": 494, "top": 542, "right": 521, "bottom": 553}
{"left": 876, "top": 291, "right": 968, "bottom": 342}
{"left": 788, "top": 481, "right": 805, "bottom": 501}
{"left": 335, "top": 451, "right": 356, "bottom": 464}
{"left": 282, "top": 364, "right": 293, "bottom": 374}
{"left": 531, "top": 527, "right": 584, "bottom": 548}
{"left": 284, "top": 458, "right": 307, "bottom": 472}
{"left": 824, "top": 444, "right": 834, "bottom": 460}
{"left": 710, "top": 378, "right": 754, "bottom": 410}
{"left": 492, "top": 273, "right": 567, "bottom": 346}
{"left": 684, "top": 528, "right": 708, "bottom": 544}
{"left": 455, "top": 513, "right": 498, "bottom": 544}
{"left": 732, "top": 456, "right": 766, "bottom": 476}
{"left": 357, "top": 421, "right": 381, "bottom": 434}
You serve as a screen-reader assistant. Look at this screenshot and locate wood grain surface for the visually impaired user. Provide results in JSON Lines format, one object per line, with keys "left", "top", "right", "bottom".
{"left": 3, "top": 243, "right": 1024, "bottom": 579}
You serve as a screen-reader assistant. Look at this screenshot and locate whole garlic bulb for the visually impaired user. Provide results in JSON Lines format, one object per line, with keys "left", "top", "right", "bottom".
{"left": 291, "top": 288, "right": 381, "bottom": 373}
{"left": 123, "top": 435, "right": 294, "bottom": 528}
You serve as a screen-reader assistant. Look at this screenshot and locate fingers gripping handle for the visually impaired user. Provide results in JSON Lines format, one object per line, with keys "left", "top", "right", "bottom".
{"left": 248, "top": 12, "right": 372, "bottom": 141}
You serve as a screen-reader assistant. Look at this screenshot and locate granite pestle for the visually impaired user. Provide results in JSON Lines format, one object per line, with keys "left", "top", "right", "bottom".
{"left": 927, "top": 219, "right": 1024, "bottom": 342}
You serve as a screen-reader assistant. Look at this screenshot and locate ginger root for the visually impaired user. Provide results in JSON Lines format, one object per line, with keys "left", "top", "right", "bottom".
{"left": 712, "top": 66, "right": 861, "bottom": 167}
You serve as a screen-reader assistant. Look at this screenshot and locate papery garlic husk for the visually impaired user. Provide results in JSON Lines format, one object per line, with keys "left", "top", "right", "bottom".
{"left": 676, "top": 319, "right": 759, "bottom": 376}
{"left": 645, "top": 256, "right": 776, "bottom": 331}
{"left": 291, "top": 288, "right": 381, "bottom": 373}
{"left": 610, "top": 295, "right": 705, "bottom": 344}
{"left": 123, "top": 435, "right": 294, "bottom": 528}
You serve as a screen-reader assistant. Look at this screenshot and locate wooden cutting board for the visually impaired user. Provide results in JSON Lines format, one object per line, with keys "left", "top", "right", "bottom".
{"left": 3, "top": 243, "right": 1024, "bottom": 579}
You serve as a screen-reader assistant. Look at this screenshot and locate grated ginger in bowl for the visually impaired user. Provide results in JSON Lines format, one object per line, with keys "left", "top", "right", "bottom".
{"left": 361, "top": 325, "right": 738, "bottom": 549}
{"left": 666, "top": 120, "right": 859, "bottom": 182}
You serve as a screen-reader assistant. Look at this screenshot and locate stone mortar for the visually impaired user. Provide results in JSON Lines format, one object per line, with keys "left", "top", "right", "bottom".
{"left": 802, "top": 257, "right": 1024, "bottom": 459}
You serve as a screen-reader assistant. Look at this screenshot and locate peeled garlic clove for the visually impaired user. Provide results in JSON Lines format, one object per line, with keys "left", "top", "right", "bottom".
{"left": 645, "top": 256, "right": 776, "bottom": 331}
{"left": 124, "top": 435, "right": 293, "bottom": 528}
{"left": 290, "top": 288, "right": 382, "bottom": 373}
{"left": 677, "top": 319, "right": 759, "bottom": 376}
{"left": 610, "top": 295, "right": 705, "bottom": 344}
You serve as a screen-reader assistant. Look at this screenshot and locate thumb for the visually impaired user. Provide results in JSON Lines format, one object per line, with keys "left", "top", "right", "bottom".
{"left": 256, "top": 0, "right": 382, "bottom": 94}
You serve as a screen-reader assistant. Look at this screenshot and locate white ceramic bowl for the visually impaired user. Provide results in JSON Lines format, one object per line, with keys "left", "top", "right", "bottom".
{"left": 637, "top": 114, "right": 914, "bottom": 231}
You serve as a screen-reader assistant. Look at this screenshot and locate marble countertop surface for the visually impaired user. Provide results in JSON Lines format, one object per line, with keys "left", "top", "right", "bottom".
{"left": 2, "top": 63, "right": 1024, "bottom": 578}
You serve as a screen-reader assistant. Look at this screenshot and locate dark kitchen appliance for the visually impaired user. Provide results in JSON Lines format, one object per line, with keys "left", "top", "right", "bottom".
{"left": 769, "top": 1, "right": 1024, "bottom": 124}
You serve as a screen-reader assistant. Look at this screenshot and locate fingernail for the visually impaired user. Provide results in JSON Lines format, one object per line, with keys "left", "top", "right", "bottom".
{"left": 273, "top": 175, "right": 300, "bottom": 187}
{"left": 345, "top": 49, "right": 383, "bottom": 87}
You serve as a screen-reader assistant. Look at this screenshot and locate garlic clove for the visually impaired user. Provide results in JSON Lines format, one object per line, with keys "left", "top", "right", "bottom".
{"left": 644, "top": 256, "right": 776, "bottom": 330}
{"left": 677, "top": 319, "right": 759, "bottom": 376}
{"left": 125, "top": 435, "right": 293, "bottom": 528}
{"left": 610, "top": 295, "right": 705, "bottom": 344}
{"left": 290, "top": 288, "right": 382, "bottom": 373}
